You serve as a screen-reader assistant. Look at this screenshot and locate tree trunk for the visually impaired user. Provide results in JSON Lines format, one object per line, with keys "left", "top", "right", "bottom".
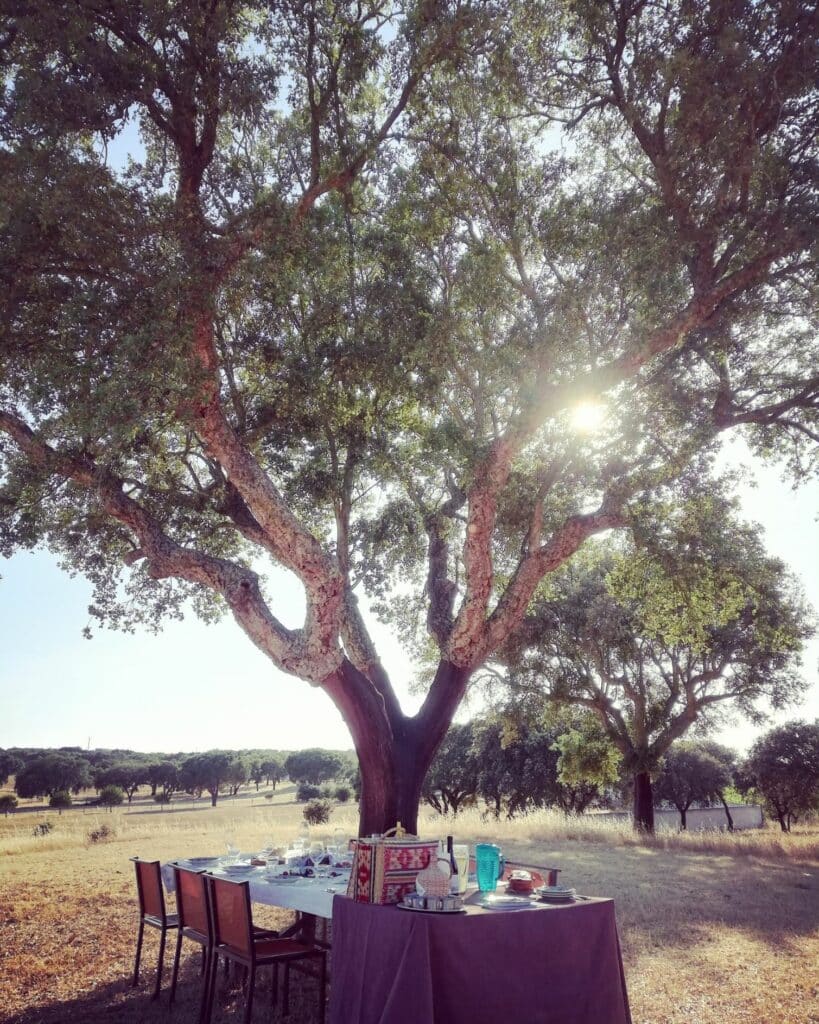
{"left": 679, "top": 806, "right": 687, "bottom": 830}
{"left": 632, "top": 772, "right": 655, "bottom": 833}
{"left": 323, "top": 658, "right": 470, "bottom": 836}
{"left": 718, "top": 792, "right": 734, "bottom": 831}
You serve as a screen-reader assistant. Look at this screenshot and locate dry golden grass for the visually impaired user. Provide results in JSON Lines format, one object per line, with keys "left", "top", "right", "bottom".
{"left": 1, "top": 787, "right": 817, "bottom": 1024}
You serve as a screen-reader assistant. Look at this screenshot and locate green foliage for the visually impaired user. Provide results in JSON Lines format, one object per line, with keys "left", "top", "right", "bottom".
{"left": 178, "top": 751, "right": 234, "bottom": 806}
{"left": 296, "top": 782, "right": 323, "bottom": 803}
{"left": 0, "top": 794, "right": 18, "bottom": 814}
{"left": 503, "top": 492, "right": 813, "bottom": 814}
{"left": 98, "top": 785, "right": 124, "bottom": 809}
{"left": 0, "top": 0, "right": 817, "bottom": 834}
{"left": 285, "top": 750, "right": 345, "bottom": 786}
{"left": 49, "top": 790, "right": 72, "bottom": 811}
{"left": 303, "top": 798, "right": 333, "bottom": 826}
{"left": 738, "top": 720, "right": 819, "bottom": 832}
{"left": 0, "top": 752, "right": 23, "bottom": 788}
{"left": 15, "top": 754, "right": 92, "bottom": 799}
{"left": 422, "top": 723, "right": 479, "bottom": 816}
{"left": 654, "top": 743, "right": 733, "bottom": 829}
{"left": 93, "top": 763, "right": 145, "bottom": 802}
{"left": 333, "top": 786, "right": 351, "bottom": 804}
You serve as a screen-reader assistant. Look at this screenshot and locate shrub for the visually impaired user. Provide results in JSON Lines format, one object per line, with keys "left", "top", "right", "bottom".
{"left": 303, "top": 799, "right": 333, "bottom": 826}
{"left": 49, "top": 791, "right": 72, "bottom": 813}
{"left": 0, "top": 794, "right": 18, "bottom": 815}
{"left": 88, "top": 823, "right": 115, "bottom": 843}
{"left": 32, "top": 821, "right": 53, "bottom": 837}
{"left": 296, "top": 782, "right": 322, "bottom": 802}
{"left": 154, "top": 792, "right": 172, "bottom": 805}
{"left": 99, "top": 785, "right": 125, "bottom": 810}
{"left": 334, "top": 786, "right": 351, "bottom": 803}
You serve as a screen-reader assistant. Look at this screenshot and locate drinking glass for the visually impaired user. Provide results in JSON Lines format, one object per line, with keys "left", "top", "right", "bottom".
{"left": 475, "top": 843, "right": 501, "bottom": 892}
{"left": 225, "top": 842, "right": 240, "bottom": 865}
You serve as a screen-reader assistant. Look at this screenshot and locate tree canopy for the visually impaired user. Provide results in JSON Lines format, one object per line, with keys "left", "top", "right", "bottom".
{"left": 737, "top": 719, "right": 819, "bottom": 832}
{"left": 1, "top": 0, "right": 817, "bottom": 833}
{"left": 500, "top": 494, "right": 813, "bottom": 829}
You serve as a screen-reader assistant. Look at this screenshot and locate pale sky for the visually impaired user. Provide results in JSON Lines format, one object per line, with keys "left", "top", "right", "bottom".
{"left": 0, "top": 443, "right": 816, "bottom": 756}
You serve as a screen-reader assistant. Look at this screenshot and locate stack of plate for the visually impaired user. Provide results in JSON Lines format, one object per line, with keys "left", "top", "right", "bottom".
{"left": 535, "top": 885, "right": 576, "bottom": 902}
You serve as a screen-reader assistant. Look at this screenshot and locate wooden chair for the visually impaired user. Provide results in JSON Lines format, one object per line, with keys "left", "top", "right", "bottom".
{"left": 169, "top": 865, "right": 215, "bottom": 1022}
{"left": 205, "top": 874, "right": 327, "bottom": 1024}
{"left": 131, "top": 857, "right": 179, "bottom": 999}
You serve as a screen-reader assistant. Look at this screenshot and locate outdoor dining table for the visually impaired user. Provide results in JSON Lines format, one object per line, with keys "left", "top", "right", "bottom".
{"left": 162, "top": 860, "right": 632, "bottom": 1024}
{"left": 161, "top": 857, "right": 348, "bottom": 946}
{"left": 328, "top": 891, "right": 632, "bottom": 1024}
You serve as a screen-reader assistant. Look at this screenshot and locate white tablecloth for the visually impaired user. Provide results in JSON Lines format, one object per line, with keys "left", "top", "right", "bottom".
{"left": 162, "top": 859, "right": 349, "bottom": 920}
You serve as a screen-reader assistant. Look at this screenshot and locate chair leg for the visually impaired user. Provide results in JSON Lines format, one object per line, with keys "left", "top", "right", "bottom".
{"left": 244, "top": 964, "right": 255, "bottom": 1024}
{"left": 283, "top": 963, "right": 290, "bottom": 1017}
{"left": 132, "top": 919, "right": 145, "bottom": 986}
{"left": 203, "top": 951, "right": 219, "bottom": 1024}
{"left": 197, "top": 949, "right": 212, "bottom": 1024}
{"left": 318, "top": 953, "right": 327, "bottom": 1024}
{"left": 153, "top": 925, "right": 167, "bottom": 1000}
{"left": 169, "top": 929, "right": 184, "bottom": 1004}
{"left": 270, "top": 963, "right": 279, "bottom": 1010}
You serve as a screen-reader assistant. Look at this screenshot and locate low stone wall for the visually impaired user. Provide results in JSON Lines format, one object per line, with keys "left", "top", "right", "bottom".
{"left": 600, "top": 804, "right": 763, "bottom": 831}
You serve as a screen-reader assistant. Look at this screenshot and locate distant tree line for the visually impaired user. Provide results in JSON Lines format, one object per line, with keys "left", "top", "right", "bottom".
{"left": 2, "top": 720, "right": 816, "bottom": 832}
{"left": 0, "top": 744, "right": 354, "bottom": 810}
{"left": 421, "top": 716, "right": 819, "bottom": 833}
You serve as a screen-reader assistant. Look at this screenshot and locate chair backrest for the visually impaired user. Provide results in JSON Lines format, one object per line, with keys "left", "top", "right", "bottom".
{"left": 132, "top": 858, "right": 166, "bottom": 920}
{"left": 208, "top": 876, "right": 254, "bottom": 956}
{"left": 174, "top": 865, "right": 212, "bottom": 938}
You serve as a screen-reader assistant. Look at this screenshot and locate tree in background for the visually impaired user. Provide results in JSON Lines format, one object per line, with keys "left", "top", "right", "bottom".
{"left": 15, "top": 753, "right": 93, "bottom": 799}
{"left": 144, "top": 760, "right": 180, "bottom": 801}
{"left": 654, "top": 742, "right": 733, "bottom": 830}
{"left": 422, "top": 723, "right": 479, "bottom": 816}
{"left": 1, "top": 2, "right": 816, "bottom": 834}
{"left": 260, "top": 758, "right": 284, "bottom": 791}
{"left": 284, "top": 750, "right": 344, "bottom": 787}
{"left": 473, "top": 711, "right": 619, "bottom": 818}
{"left": 93, "top": 763, "right": 145, "bottom": 803}
{"left": 248, "top": 760, "right": 265, "bottom": 792}
{"left": 737, "top": 721, "right": 819, "bottom": 833}
{"left": 0, "top": 752, "right": 23, "bottom": 788}
{"left": 502, "top": 496, "right": 812, "bottom": 831}
{"left": 224, "top": 757, "right": 249, "bottom": 797}
{"left": 179, "top": 752, "right": 233, "bottom": 807}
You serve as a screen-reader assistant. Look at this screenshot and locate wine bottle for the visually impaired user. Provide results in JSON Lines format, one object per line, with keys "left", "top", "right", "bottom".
{"left": 446, "top": 835, "right": 459, "bottom": 894}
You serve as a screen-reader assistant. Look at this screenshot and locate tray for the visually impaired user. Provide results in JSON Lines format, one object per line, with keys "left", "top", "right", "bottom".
{"left": 397, "top": 902, "right": 466, "bottom": 914}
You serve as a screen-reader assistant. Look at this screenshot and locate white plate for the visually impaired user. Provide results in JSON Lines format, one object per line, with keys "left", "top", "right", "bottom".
{"left": 265, "top": 875, "right": 302, "bottom": 884}
{"left": 535, "top": 886, "right": 575, "bottom": 896}
{"left": 220, "top": 863, "right": 255, "bottom": 874}
{"left": 182, "top": 857, "right": 220, "bottom": 867}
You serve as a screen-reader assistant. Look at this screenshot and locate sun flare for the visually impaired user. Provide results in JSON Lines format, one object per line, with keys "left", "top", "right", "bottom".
{"left": 571, "top": 401, "right": 607, "bottom": 433}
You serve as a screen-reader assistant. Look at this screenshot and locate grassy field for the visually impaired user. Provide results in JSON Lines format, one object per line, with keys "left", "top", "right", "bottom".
{"left": 1, "top": 785, "right": 817, "bottom": 1024}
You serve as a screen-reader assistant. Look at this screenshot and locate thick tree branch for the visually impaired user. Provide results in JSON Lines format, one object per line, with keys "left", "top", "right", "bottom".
{"left": 0, "top": 408, "right": 340, "bottom": 680}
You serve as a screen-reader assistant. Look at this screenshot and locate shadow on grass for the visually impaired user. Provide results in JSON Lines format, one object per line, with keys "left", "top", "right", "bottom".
{"left": 5, "top": 960, "right": 323, "bottom": 1024}
{"left": 498, "top": 836, "right": 819, "bottom": 956}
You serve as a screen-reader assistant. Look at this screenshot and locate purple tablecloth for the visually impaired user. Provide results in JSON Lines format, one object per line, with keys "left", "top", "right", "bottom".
{"left": 329, "top": 894, "right": 632, "bottom": 1024}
